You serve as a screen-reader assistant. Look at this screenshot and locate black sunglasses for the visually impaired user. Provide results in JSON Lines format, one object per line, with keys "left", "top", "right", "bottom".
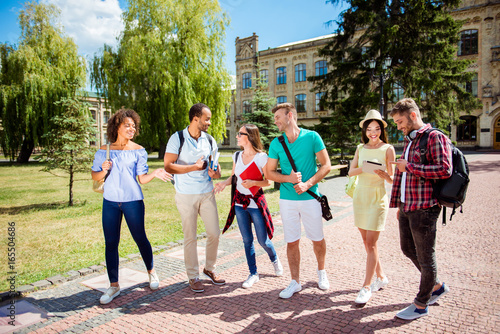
{"left": 237, "top": 132, "right": 249, "bottom": 137}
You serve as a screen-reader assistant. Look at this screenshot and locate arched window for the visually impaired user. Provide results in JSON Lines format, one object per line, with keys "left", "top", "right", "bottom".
{"left": 276, "top": 67, "right": 287, "bottom": 85}
{"left": 277, "top": 96, "right": 287, "bottom": 104}
{"left": 242, "top": 72, "right": 252, "bottom": 89}
{"left": 295, "top": 94, "right": 306, "bottom": 113}
{"left": 295, "top": 63, "right": 306, "bottom": 82}
{"left": 458, "top": 30, "right": 478, "bottom": 56}
{"left": 315, "top": 60, "right": 327, "bottom": 76}
{"left": 457, "top": 116, "right": 477, "bottom": 141}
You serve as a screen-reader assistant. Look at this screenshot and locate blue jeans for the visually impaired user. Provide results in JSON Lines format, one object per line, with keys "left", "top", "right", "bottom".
{"left": 399, "top": 204, "right": 442, "bottom": 307}
{"left": 102, "top": 199, "right": 153, "bottom": 283}
{"left": 235, "top": 205, "right": 277, "bottom": 275}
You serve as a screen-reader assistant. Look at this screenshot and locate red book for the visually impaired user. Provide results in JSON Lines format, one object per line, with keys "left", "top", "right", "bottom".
{"left": 239, "top": 161, "right": 263, "bottom": 196}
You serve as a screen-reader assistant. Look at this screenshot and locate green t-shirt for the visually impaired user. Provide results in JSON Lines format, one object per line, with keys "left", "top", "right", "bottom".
{"left": 268, "top": 128, "right": 326, "bottom": 201}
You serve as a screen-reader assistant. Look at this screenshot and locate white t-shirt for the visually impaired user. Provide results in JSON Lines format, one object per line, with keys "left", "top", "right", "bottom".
{"left": 233, "top": 151, "right": 268, "bottom": 209}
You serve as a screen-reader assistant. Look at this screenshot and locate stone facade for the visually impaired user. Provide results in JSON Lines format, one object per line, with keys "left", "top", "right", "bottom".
{"left": 228, "top": 1, "right": 500, "bottom": 149}
{"left": 85, "top": 92, "right": 111, "bottom": 147}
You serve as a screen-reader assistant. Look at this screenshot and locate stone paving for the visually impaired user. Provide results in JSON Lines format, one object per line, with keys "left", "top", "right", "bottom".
{"left": 1, "top": 152, "right": 499, "bottom": 333}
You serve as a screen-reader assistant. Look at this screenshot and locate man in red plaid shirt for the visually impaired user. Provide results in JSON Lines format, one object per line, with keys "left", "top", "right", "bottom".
{"left": 389, "top": 98, "right": 453, "bottom": 320}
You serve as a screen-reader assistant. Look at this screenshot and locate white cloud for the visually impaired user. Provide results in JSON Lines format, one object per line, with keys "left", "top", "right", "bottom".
{"left": 42, "top": 0, "right": 124, "bottom": 57}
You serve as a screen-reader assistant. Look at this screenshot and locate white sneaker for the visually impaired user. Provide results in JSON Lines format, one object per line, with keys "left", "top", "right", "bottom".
{"left": 100, "top": 286, "right": 120, "bottom": 304}
{"left": 149, "top": 271, "right": 160, "bottom": 290}
{"left": 242, "top": 274, "right": 259, "bottom": 288}
{"left": 273, "top": 258, "right": 284, "bottom": 276}
{"left": 279, "top": 280, "right": 302, "bottom": 299}
{"left": 317, "top": 269, "right": 330, "bottom": 290}
{"left": 355, "top": 286, "right": 372, "bottom": 304}
{"left": 370, "top": 276, "right": 389, "bottom": 292}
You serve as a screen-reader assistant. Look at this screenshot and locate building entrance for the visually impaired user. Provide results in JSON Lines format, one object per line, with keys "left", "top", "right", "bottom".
{"left": 495, "top": 116, "right": 500, "bottom": 150}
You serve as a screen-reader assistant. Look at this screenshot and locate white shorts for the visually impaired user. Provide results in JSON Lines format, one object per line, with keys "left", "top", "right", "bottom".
{"left": 279, "top": 199, "right": 324, "bottom": 243}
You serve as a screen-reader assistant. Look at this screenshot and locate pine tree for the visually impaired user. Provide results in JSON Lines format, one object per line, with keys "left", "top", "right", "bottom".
{"left": 241, "top": 66, "right": 279, "bottom": 149}
{"left": 311, "top": 0, "right": 481, "bottom": 152}
{"left": 36, "top": 97, "right": 97, "bottom": 206}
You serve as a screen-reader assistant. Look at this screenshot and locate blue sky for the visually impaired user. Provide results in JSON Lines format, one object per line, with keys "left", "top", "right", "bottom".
{"left": 0, "top": 0, "right": 346, "bottom": 79}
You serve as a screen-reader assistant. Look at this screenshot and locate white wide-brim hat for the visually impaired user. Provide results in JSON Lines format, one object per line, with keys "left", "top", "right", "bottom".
{"left": 359, "top": 109, "right": 388, "bottom": 128}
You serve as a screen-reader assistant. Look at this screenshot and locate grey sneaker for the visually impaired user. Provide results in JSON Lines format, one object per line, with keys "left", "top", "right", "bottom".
{"left": 370, "top": 276, "right": 389, "bottom": 292}
{"left": 396, "top": 304, "right": 428, "bottom": 320}
{"left": 279, "top": 280, "right": 302, "bottom": 299}
{"left": 429, "top": 282, "right": 450, "bottom": 305}
{"left": 273, "top": 258, "right": 284, "bottom": 276}
{"left": 100, "top": 286, "right": 120, "bottom": 304}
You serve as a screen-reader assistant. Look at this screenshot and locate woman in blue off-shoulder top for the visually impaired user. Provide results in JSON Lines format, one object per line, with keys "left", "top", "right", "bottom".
{"left": 91, "top": 108, "right": 172, "bottom": 305}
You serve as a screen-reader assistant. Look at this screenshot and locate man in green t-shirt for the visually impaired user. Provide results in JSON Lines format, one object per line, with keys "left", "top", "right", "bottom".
{"left": 266, "top": 102, "right": 331, "bottom": 299}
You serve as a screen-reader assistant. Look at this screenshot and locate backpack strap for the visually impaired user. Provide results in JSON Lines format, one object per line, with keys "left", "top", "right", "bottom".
{"left": 230, "top": 151, "right": 242, "bottom": 201}
{"left": 177, "top": 130, "right": 185, "bottom": 160}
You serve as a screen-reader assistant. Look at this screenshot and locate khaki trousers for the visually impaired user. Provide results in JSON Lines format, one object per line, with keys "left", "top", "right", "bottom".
{"left": 175, "top": 191, "right": 220, "bottom": 279}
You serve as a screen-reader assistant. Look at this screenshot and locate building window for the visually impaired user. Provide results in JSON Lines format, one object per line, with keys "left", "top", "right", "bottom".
{"left": 242, "top": 100, "right": 252, "bottom": 114}
{"left": 277, "top": 96, "right": 287, "bottom": 104}
{"left": 276, "top": 67, "right": 287, "bottom": 85}
{"left": 259, "top": 69, "right": 268, "bottom": 84}
{"left": 465, "top": 73, "right": 478, "bottom": 97}
{"left": 457, "top": 116, "right": 477, "bottom": 141}
{"left": 295, "top": 94, "right": 306, "bottom": 113}
{"left": 391, "top": 82, "right": 405, "bottom": 102}
{"left": 295, "top": 63, "right": 306, "bottom": 82}
{"left": 103, "top": 111, "right": 110, "bottom": 124}
{"left": 242, "top": 72, "right": 252, "bottom": 89}
{"left": 315, "top": 60, "right": 327, "bottom": 77}
{"left": 315, "top": 92, "right": 326, "bottom": 111}
{"left": 91, "top": 110, "right": 97, "bottom": 121}
{"left": 458, "top": 30, "right": 478, "bottom": 56}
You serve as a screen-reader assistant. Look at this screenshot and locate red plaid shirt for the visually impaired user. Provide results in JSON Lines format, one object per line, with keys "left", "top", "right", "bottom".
{"left": 389, "top": 124, "right": 453, "bottom": 212}
{"left": 223, "top": 188, "right": 274, "bottom": 239}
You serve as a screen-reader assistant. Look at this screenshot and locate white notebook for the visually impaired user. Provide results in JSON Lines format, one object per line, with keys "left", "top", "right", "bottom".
{"left": 362, "top": 160, "right": 386, "bottom": 174}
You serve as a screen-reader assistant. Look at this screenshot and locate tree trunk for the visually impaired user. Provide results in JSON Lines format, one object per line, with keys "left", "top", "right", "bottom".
{"left": 158, "top": 143, "right": 166, "bottom": 160}
{"left": 17, "top": 138, "right": 35, "bottom": 163}
{"left": 69, "top": 160, "right": 74, "bottom": 206}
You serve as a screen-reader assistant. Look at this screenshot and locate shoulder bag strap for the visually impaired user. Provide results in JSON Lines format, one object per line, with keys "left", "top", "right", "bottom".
{"left": 278, "top": 135, "right": 320, "bottom": 201}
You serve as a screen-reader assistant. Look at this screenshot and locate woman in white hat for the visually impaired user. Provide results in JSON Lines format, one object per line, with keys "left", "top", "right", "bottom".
{"left": 348, "top": 109, "right": 395, "bottom": 305}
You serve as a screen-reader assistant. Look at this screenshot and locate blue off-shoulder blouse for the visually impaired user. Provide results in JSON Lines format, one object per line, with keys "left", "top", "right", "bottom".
{"left": 92, "top": 148, "right": 149, "bottom": 202}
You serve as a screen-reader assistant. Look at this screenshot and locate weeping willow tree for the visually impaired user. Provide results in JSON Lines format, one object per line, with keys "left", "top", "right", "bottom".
{"left": 0, "top": 1, "right": 86, "bottom": 162}
{"left": 91, "top": 0, "right": 232, "bottom": 157}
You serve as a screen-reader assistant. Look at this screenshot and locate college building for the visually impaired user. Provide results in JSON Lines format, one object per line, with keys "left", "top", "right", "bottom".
{"left": 225, "top": 0, "right": 500, "bottom": 149}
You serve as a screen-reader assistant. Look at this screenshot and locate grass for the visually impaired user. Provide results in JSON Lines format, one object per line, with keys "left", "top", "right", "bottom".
{"left": 0, "top": 156, "right": 282, "bottom": 292}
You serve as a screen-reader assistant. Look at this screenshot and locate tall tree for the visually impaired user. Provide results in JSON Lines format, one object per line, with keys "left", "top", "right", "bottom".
{"left": 241, "top": 62, "right": 279, "bottom": 149}
{"left": 91, "top": 0, "right": 232, "bottom": 157}
{"left": 0, "top": 1, "right": 86, "bottom": 162}
{"left": 312, "top": 0, "right": 481, "bottom": 151}
{"left": 36, "top": 97, "right": 97, "bottom": 206}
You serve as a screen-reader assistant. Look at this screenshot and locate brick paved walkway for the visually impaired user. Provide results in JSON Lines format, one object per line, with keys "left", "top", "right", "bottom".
{"left": 2, "top": 152, "right": 499, "bottom": 333}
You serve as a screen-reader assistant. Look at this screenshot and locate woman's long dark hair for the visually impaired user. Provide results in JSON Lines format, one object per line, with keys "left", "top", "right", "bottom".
{"left": 241, "top": 124, "right": 263, "bottom": 153}
{"left": 361, "top": 119, "right": 388, "bottom": 144}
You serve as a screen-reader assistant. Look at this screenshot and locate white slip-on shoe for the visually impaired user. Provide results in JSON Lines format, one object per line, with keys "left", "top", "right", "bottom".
{"left": 100, "top": 286, "right": 120, "bottom": 305}
{"left": 317, "top": 269, "right": 330, "bottom": 290}
{"left": 149, "top": 271, "right": 160, "bottom": 290}
{"left": 355, "top": 286, "right": 372, "bottom": 304}
{"left": 370, "top": 276, "right": 389, "bottom": 292}
{"left": 273, "top": 258, "right": 284, "bottom": 276}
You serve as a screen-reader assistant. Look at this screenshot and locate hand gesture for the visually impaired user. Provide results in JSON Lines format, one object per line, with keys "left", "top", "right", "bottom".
{"left": 391, "top": 159, "right": 408, "bottom": 173}
{"left": 194, "top": 156, "right": 206, "bottom": 171}
{"left": 374, "top": 169, "right": 390, "bottom": 182}
{"left": 241, "top": 179, "right": 254, "bottom": 189}
{"left": 293, "top": 182, "right": 310, "bottom": 195}
{"left": 153, "top": 168, "right": 173, "bottom": 182}
{"left": 289, "top": 171, "right": 302, "bottom": 184}
{"left": 208, "top": 164, "right": 221, "bottom": 179}
{"left": 102, "top": 160, "right": 112, "bottom": 172}
{"left": 213, "top": 181, "right": 227, "bottom": 194}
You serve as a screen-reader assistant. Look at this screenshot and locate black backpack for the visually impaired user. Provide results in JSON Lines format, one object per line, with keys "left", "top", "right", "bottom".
{"left": 419, "top": 128, "right": 470, "bottom": 225}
